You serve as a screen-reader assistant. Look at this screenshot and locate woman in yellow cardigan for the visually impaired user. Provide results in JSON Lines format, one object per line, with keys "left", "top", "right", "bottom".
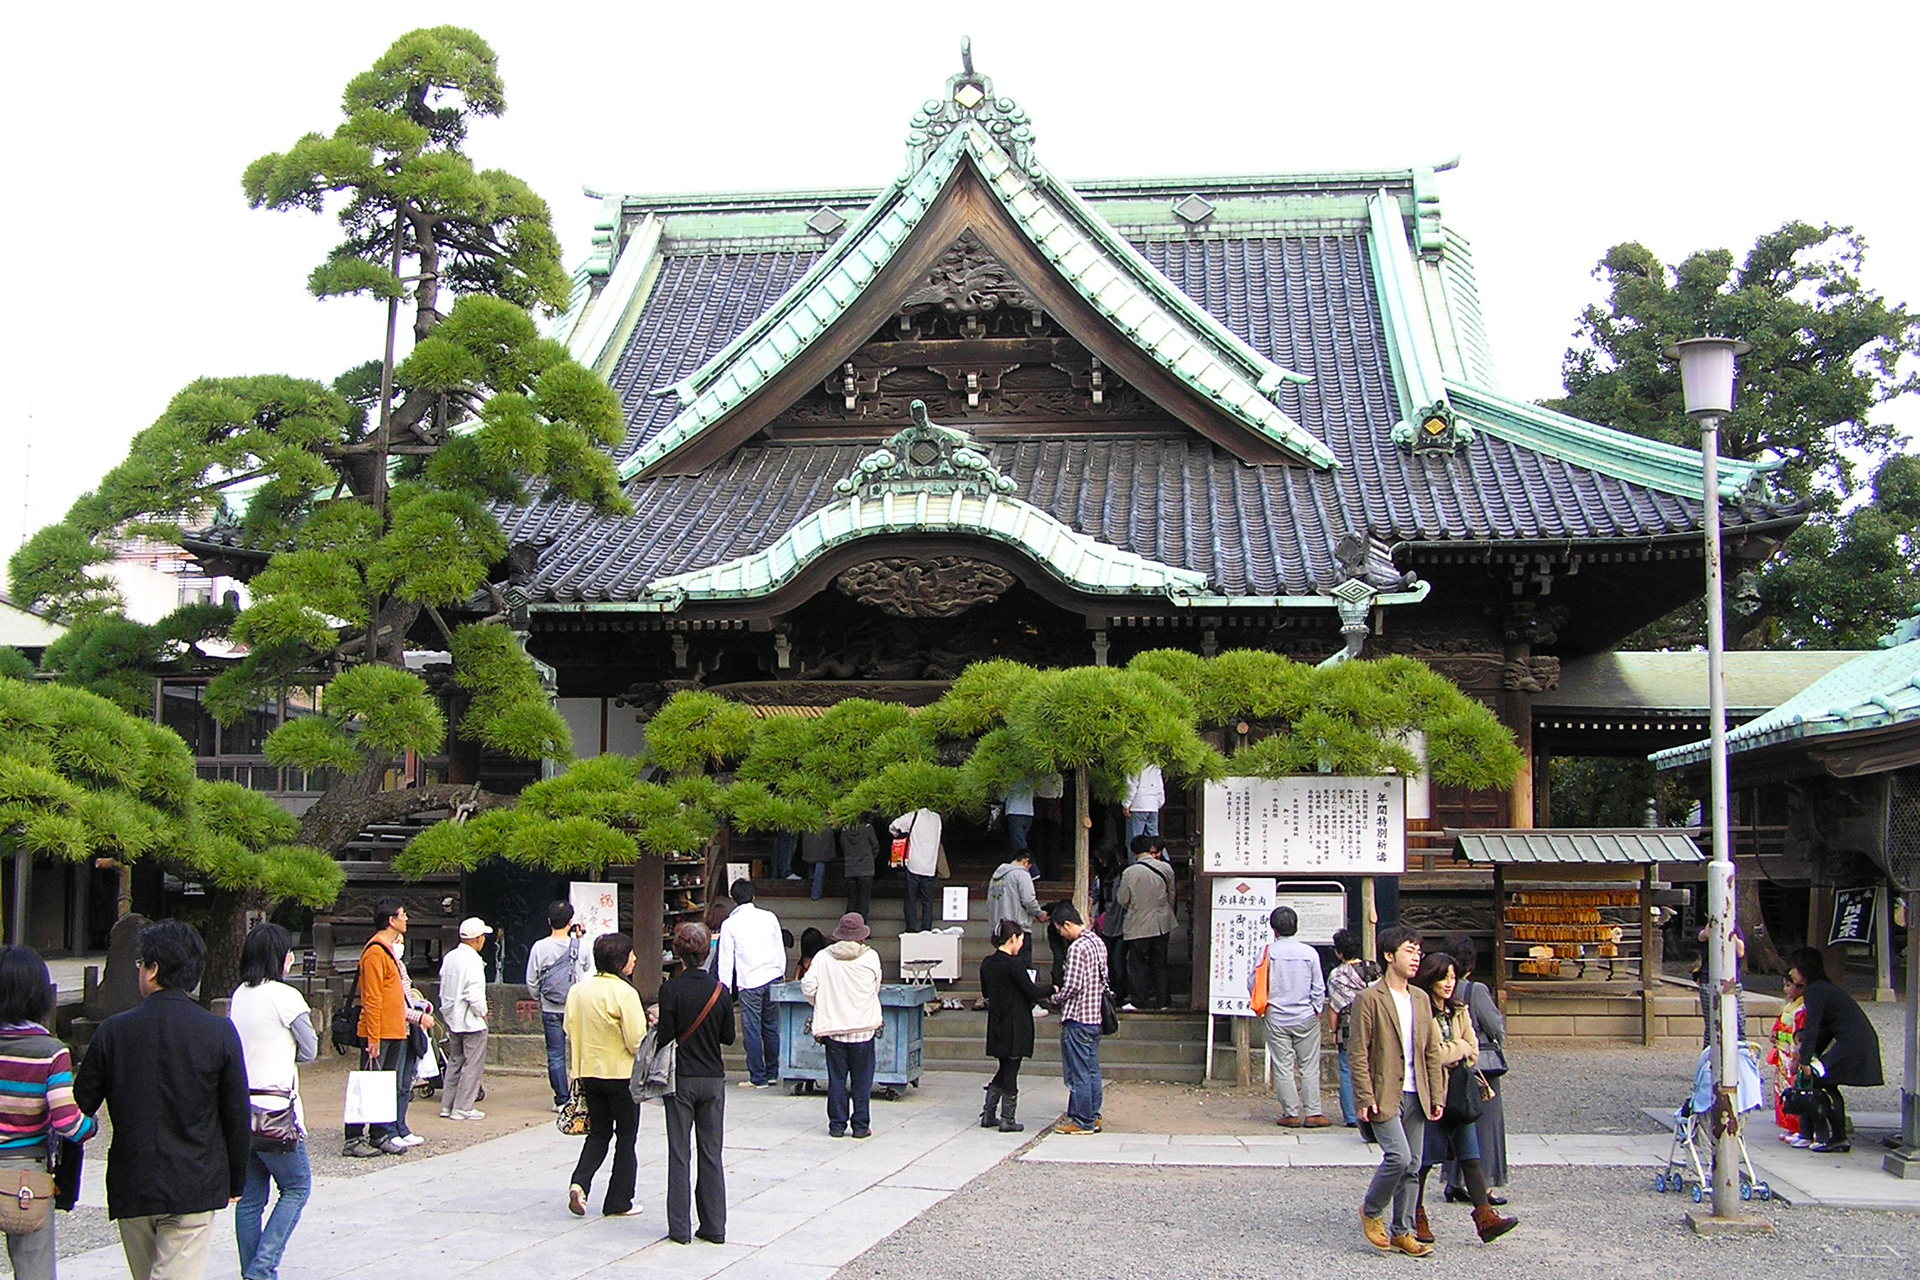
{"left": 562, "top": 933, "right": 650, "bottom": 1217}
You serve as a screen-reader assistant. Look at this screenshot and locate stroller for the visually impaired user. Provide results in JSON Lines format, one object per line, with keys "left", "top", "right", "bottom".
{"left": 409, "top": 1025, "right": 487, "bottom": 1104}
{"left": 1653, "top": 1042, "right": 1771, "bottom": 1201}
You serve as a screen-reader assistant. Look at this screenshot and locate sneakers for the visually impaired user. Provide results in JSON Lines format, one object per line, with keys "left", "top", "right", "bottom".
{"left": 1120, "top": 1002, "right": 1140, "bottom": 1012}
{"left": 343, "top": 1138, "right": 382, "bottom": 1159}
{"left": 372, "top": 1137, "right": 410, "bottom": 1155}
{"left": 438, "top": 1110, "right": 454, "bottom": 1120}
{"left": 455, "top": 1109, "right": 486, "bottom": 1120}
{"left": 551, "top": 1103, "right": 566, "bottom": 1113}
{"left": 1389, "top": 1233, "right": 1434, "bottom": 1258}
{"left": 1810, "top": 1141, "right": 1851, "bottom": 1154}
{"left": 1361, "top": 1212, "right": 1390, "bottom": 1251}
{"left": 568, "top": 1184, "right": 587, "bottom": 1217}
{"left": 395, "top": 1134, "right": 425, "bottom": 1147}
{"left": 1054, "top": 1119, "right": 1097, "bottom": 1135}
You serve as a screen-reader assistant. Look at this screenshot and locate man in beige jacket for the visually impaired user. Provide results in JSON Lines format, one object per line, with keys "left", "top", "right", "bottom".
{"left": 1349, "top": 926, "right": 1446, "bottom": 1258}
{"left": 802, "top": 913, "right": 884, "bottom": 1138}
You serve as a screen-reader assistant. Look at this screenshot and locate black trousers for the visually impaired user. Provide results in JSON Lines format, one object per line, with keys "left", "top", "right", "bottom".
{"left": 664, "top": 1075, "right": 727, "bottom": 1241}
{"left": 845, "top": 876, "right": 873, "bottom": 923}
{"left": 1126, "top": 933, "right": 1170, "bottom": 1009}
{"left": 570, "top": 1077, "right": 638, "bottom": 1214}
{"left": 344, "top": 1039, "right": 409, "bottom": 1143}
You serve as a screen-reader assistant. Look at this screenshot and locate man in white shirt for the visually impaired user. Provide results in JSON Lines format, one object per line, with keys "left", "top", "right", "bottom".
{"left": 717, "top": 880, "right": 788, "bottom": 1088}
{"left": 437, "top": 918, "right": 491, "bottom": 1120}
{"left": 1122, "top": 764, "right": 1165, "bottom": 842}
{"left": 889, "top": 807, "right": 943, "bottom": 934}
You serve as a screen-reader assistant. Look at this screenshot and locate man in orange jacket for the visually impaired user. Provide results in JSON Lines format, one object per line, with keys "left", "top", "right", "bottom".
{"left": 344, "top": 898, "right": 412, "bottom": 1157}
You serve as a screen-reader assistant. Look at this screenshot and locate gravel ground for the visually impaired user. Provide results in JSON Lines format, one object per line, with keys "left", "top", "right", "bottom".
{"left": 840, "top": 1163, "right": 1920, "bottom": 1279}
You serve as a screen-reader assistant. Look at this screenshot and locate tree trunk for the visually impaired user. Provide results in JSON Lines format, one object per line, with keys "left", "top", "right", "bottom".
{"left": 200, "top": 886, "right": 268, "bottom": 1008}
{"left": 1073, "top": 766, "right": 1091, "bottom": 921}
{"left": 296, "top": 775, "right": 508, "bottom": 855}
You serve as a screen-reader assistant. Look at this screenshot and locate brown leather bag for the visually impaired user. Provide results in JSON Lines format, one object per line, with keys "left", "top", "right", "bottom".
{"left": 0, "top": 1166, "right": 55, "bottom": 1236}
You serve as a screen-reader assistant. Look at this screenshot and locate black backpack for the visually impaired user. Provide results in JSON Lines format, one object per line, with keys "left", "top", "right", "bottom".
{"left": 330, "top": 971, "right": 364, "bottom": 1055}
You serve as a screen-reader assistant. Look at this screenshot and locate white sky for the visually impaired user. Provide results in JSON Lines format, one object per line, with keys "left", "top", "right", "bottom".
{"left": 4, "top": 0, "right": 1916, "bottom": 555}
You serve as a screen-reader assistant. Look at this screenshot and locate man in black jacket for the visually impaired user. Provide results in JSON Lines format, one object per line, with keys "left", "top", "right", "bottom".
{"left": 75, "top": 920, "right": 250, "bottom": 1280}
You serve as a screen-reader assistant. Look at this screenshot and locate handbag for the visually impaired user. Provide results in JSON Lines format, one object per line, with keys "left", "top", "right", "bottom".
{"left": 52, "top": 1136, "right": 81, "bottom": 1212}
{"left": 1441, "top": 1062, "right": 1489, "bottom": 1126}
{"left": 556, "top": 1082, "right": 591, "bottom": 1136}
{"left": 249, "top": 1086, "right": 303, "bottom": 1152}
{"left": 632, "top": 980, "right": 725, "bottom": 1102}
{"left": 330, "top": 972, "right": 364, "bottom": 1054}
{"left": 1100, "top": 989, "right": 1120, "bottom": 1037}
{"left": 890, "top": 812, "right": 917, "bottom": 869}
{"left": 0, "top": 1165, "right": 54, "bottom": 1237}
{"left": 1248, "top": 945, "right": 1270, "bottom": 1017}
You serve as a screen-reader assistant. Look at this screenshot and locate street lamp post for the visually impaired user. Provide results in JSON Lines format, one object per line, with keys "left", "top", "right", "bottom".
{"left": 1667, "top": 335, "right": 1750, "bottom": 1220}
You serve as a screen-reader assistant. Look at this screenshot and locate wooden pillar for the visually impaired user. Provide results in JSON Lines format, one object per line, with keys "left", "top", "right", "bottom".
{"left": 1232, "top": 1013, "right": 1252, "bottom": 1088}
{"left": 1491, "top": 866, "right": 1506, "bottom": 1008}
{"left": 1641, "top": 866, "right": 1658, "bottom": 1046}
{"left": 1500, "top": 641, "right": 1534, "bottom": 830}
{"left": 1073, "top": 766, "right": 1092, "bottom": 921}
{"left": 1533, "top": 740, "right": 1552, "bottom": 828}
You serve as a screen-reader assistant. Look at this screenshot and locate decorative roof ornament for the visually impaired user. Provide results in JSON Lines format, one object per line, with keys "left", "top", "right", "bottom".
{"left": 1391, "top": 400, "right": 1476, "bottom": 457}
{"left": 833, "top": 399, "right": 1019, "bottom": 500}
{"left": 905, "top": 37, "right": 1038, "bottom": 176}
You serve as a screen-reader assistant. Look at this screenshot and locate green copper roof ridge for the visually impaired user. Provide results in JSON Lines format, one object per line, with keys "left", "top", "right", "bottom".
{"left": 1443, "top": 380, "right": 1781, "bottom": 502}
{"left": 1364, "top": 190, "right": 1449, "bottom": 421}
{"left": 641, "top": 487, "right": 1213, "bottom": 606}
{"left": 1031, "top": 164, "right": 1311, "bottom": 389}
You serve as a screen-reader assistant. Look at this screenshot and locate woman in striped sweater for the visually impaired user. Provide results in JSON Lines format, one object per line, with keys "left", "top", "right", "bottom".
{"left": 0, "top": 944, "right": 98, "bottom": 1280}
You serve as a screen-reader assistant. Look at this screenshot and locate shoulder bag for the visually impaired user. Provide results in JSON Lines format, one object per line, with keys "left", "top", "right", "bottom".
{"left": 249, "top": 1085, "right": 302, "bottom": 1152}
{"left": 1248, "top": 944, "right": 1271, "bottom": 1017}
{"left": 329, "top": 970, "right": 363, "bottom": 1054}
{"left": 632, "top": 980, "right": 725, "bottom": 1103}
{"left": 0, "top": 1032, "right": 58, "bottom": 1234}
{"left": 1466, "top": 981, "right": 1508, "bottom": 1076}
{"left": 1100, "top": 988, "right": 1121, "bottom": 1037}
{"left": 889, "top": 812, "right": 915, "bottom": 869}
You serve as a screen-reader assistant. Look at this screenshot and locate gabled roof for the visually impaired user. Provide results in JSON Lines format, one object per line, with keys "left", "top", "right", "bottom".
{"left": 1452, "top": 828, "right": 1704, "bottom": 865}
{"left": 613, "top": 73, "right": 1335, "bottom": 480}
{"left": 1652, "top": 641, "right": 1920, "bottom": 769}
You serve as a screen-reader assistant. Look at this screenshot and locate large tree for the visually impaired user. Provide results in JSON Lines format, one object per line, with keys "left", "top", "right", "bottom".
{"left": 1550, "top": 221, "right": 1920, "bottom": 650}
{"left": 7, "top": 29, "right": 627, "bottom": 937}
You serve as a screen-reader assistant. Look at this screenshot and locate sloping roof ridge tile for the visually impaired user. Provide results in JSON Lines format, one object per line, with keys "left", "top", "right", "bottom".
{"left": 1444, "top": 380, "right": 1782, "bottom": 503}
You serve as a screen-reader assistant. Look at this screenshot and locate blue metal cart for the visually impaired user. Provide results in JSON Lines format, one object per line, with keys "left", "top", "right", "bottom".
{"left": 771, "top": 981, "right": 935, "bottom": 1099}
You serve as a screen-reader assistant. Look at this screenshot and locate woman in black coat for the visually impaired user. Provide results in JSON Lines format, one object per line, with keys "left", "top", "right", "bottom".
{"left": 1786, "top": 947, "right": 1884, "bottom": 1153}
{"left": 979, "top": 921, "right": 1044, "bottom": 1134}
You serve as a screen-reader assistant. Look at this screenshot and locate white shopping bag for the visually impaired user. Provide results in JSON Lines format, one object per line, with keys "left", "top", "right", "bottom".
{"left": 343, "top": 1071, "right": 398, "bottom": 1125}
{"left": 413, "top": 1037, "right": 440, "bottom": 1082}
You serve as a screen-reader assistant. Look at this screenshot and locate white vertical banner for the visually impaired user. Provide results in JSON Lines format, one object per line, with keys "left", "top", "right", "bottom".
{"left": 569, "top": 881, "right": 618, "bottom": 980}
{"left": 1207, "top": 877, "right": 1276, "bottom": 1016}
{"left": 942, "top": 886, "right": 970, "bottom": 922}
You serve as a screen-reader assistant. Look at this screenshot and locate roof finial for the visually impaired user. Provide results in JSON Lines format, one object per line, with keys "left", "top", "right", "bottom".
{"left": 960, "top": 36, "right": 974, "bottom": 76}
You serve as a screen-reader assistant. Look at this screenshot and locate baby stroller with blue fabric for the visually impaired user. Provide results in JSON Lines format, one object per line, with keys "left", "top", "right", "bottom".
{"left": 1653, "top": 1042, "right": 1770, "bottom": 1201}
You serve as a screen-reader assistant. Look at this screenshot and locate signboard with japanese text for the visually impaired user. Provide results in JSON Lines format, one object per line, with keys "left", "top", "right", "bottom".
{"left": 942, "top": 886, "right": 970, "bottom": 922}
{"left": 1208, "top": 877, "right": 1275, "bottom": 1016}
{"left": 569, "top": 881, "right": 619, "bottom": 980}
{"left": 1271, "top": 888, "right": 1347, "bottom": 946}
{"left": 1201, "top": 777, "right": 1405, "bottom": 875}
{"left": 1829, "top": 886, "right": 1876, "bottom": 946}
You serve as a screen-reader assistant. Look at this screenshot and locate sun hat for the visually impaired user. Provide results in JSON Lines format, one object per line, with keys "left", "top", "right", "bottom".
{"left": 831, "top": 912, "right": 871, "bottom": 941}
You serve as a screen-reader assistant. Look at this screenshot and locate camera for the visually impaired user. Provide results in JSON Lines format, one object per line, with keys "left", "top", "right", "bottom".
{"left": 569, "top": 923, "right": 586, "bottom": 938}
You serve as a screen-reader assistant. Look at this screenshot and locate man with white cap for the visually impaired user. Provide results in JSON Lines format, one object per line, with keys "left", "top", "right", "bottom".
{"left": 438, "top": 917, "right": 492, "bottom": 1121}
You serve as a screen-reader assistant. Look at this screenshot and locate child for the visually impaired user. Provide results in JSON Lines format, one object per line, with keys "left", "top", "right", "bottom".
{"left": 1767, "top": 975, "right": 1806, "bottom": 1143}
{"left": 1326, "top": 927, "right": 1378, "bottom": 1128}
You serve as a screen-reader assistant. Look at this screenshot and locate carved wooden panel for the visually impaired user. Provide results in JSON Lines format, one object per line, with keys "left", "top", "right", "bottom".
{"left": 834, "top": 556, "right": 1017, "bottom": 617}
{"left": 900, "top": 230, "right": 1038, "bottom": 314}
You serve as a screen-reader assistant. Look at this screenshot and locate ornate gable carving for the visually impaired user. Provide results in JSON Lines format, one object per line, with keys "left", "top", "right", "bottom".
{"left": 899, "top": 230, "right": 1037, "bottom": 316}
{"left": 833, "top": 400, "right": 1018, "bottom": 499}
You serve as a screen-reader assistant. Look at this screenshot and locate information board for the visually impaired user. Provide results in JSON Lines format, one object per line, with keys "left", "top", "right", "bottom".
{"left": 1271, "top": 888, "right": 1347, "bottom": 946}
{"left": 1208, "top": 877, "right": 1275, "bottom": 1016}
{"left": 569, "top": 881, "right": 619, "bottom": 980}
{"left": 1829, "top": 886, "right": 1876, "bottom": 946}
{"left": 1201, "top": 776, "right": 1405, "bottom": 875}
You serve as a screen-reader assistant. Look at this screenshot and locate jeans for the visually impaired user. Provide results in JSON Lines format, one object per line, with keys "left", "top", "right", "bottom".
{"left": 1126, "top": 809, "right": 1159, "bottom": 841}
{"left": 395, "top": 1043, "right": 418, "bottom": 1136}
{"left": 569, "top": 1077, "right": 638, "bottom": 1214}
{"left": 1265, "top": 1016, "right": 1323, "bottom": 1118}
{"left": 1060, "top": 1020, "right": 1103, "bottom": 1127}
{"left": 236, "top": 1140, "right": 310, "bottom": 1280}
{"left": 772, "top": 831, "right": 797, "bottom": 879}
{"left": 664, "top": 1075, "right": 727, "bottom": 1241}
{"left": 1336, "top": 1047, "right": 1357, "bottom": 1125}
{"left": 808, "top": 860, "right": 827, "bottom": 900}
{"left": 845, "top": 876, "right": 872, "bottom": 922}
{"left": 1362, "top": 1091, "right": 1428, "bottom": 1237}
{"left": 824, "top": 1036, "right": 876, "bottom": 1134}
{"left": 904, "top": 872, "right": 936, "bottom": 933}
{"left": 1125, "top": 933, "right": 1169, "bottom": 1009}
{"left": 542, "top": 1011, "right": 569, "bottom": 1106}
{"left": 736, "top": 982, "right": 780, "bottom": 1086}
{"left": 1005, "top": 813, "right": 1032, "bottom": 855}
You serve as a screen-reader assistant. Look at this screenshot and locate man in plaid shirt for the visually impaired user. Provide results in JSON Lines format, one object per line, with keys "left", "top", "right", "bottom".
{"left": 1047, "top": 905, "right": 1108, "bottom": 1134}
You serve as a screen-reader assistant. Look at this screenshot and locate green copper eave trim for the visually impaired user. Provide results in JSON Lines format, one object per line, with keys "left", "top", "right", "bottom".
{"left": 565, "top": 214, "right": 664, "bottom": 376}
{"left": 1444, "top": 382, "right": 1781, "bottom": 502}
{"left": 616, "top": 120, "right": 1338, "bottom": 481}
{"left": 638, "top": 487, "right": 1211, "bottom": 606}
{"left": 1652, "top": 640, "right": 1920, "bottom": 769}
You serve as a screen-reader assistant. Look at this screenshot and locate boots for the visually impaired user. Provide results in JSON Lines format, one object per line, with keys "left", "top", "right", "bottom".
{"left": 1412, "top": 1205, "right": 1434, "bottom": 1244}
{"left": 1472, "top": 1204, "right": 1519, "bottom": 1243}
{"left": 998, "top": 1089, "right": 1024, "bottom": 1133}
{"left": 980, "top": 1085, "right": 1003, "bottom": 1128}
